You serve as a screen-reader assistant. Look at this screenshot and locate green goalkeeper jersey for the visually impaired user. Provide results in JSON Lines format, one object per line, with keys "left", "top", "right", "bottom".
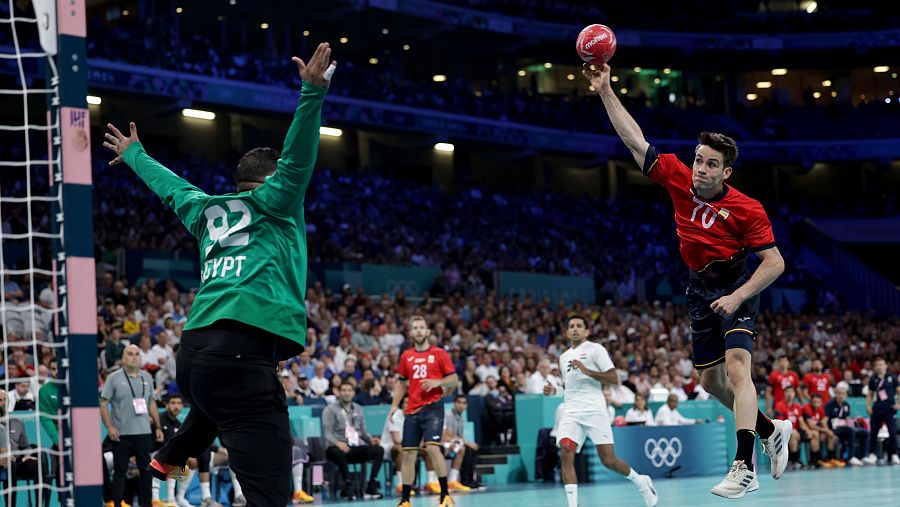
{"left": 122, "top": 81, "right": 327, "bottom": 351}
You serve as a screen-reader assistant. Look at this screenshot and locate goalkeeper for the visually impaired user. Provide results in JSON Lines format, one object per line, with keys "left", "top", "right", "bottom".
{"left": 102, "top": 42, "right": 336, "bottom": 507}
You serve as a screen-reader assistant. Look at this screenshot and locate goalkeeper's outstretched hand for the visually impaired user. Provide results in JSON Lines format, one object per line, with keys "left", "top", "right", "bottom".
{"left": 292, "top": 42, "right": 337, "bottom": 88}
{"left": 103, "top": 122, "right": 140, "bottom": 166}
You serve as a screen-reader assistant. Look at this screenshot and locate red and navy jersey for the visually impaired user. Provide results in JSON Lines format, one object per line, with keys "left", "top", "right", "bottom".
{"left": 643, "top": 148, "right": 776, "bottom": 273}
{"left": 768, "top": 369, "right": 800, "bottom": 406}
{"left": 803, "top": 372, "right": 832, "bottom": 403}
{"left": 800, "top": 403, "right": 826, "bottom": 426}
{"left": 774, "top": 400, "right": 802, "bottom": 426}
{"left": 396, "top": 345, "right": 455, "bottom": 415}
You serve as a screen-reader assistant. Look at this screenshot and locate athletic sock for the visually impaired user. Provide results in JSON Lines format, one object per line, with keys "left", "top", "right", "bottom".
{"left": 755, "top": 411, "right": 776, "bottom": 439}
{"left": 232, "top": 474, "right": 244, "bottom": 497}
{"left": 789, "top": 450, "right": 799, "bottom": 464}
{"left": 293, "top": 462, "right": 304, "bottom": 492}
{"left": 178, "top": 469, "right": 196, "bottom": 501}
{"left": 427, "top": 470, "right": 438, "bottom": 484}
{"left": 152, "top": 477, "right": 161, "bottom": 500}
{"left": 735, "top": 429, "right": 757, "bottom": 471}
{"left": 448, "top": 469, "right": 459, "bottom": 483}
{"left": 401, "top": 484, "right": 412, "bottom": 502}
{"left": 395, "top": 472, "right": 403, "bottom": 488}
{"left": 564, "top": 484, "right": 578, "bottom": 507}
{"left": 166, "top": 479, "right": 176, "bottom": 502}
{"left": 625, "top": 467, "right": 639, "bottom": 483}
{"left": 200, "top": 481, "right": 212, "bottom": 500}
{"left": 438, "top": 476, "right": 449, "bottom": 498}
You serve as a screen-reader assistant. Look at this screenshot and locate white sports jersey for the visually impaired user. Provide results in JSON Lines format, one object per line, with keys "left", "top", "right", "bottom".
{"left": 559, "top": 340, "right": 615, "bottom": 414}
{"left": 380, "top": 410, "right": 405, "bottom": 458}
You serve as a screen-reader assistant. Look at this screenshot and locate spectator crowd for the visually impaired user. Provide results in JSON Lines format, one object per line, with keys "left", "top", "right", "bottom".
{"left": 4, "top": 1, "right": 900, "bottom": 143}
{"left": 77, "top": 11, "right": 897, "bottom": 142}
{"left": 2, "top": 256, "right": 899, "bottom": 505}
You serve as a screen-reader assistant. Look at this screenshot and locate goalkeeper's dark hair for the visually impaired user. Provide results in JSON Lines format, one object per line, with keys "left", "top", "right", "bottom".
{"left": 236, "top": 147, "right": 280, "bottom": 185}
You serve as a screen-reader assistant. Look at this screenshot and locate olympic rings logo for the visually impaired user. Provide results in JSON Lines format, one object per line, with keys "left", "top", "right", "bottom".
{"left": 644, "top": 437, "right": 682, "bottom": 468}
{"left": 385, "top": 279, "right": 421, "bottom": 294}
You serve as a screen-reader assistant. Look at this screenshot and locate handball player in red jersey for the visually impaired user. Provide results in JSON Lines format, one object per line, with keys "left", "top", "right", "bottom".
{"left": 767, "top": 356, "right": 800, "bottom": 415}
{"left": 773, "top": 385, "right": 804, "bottom": 468}
{"left": 584, "top": 62, "right": 792, "bottom": 499}
{"left": 803, "top": 358, "right": 832, "bottom": 403}
{"left": 389, "top": 316, "right": 459, "bottom": 507}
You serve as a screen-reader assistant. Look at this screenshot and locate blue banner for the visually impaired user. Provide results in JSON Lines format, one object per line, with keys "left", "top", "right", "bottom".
{"left": 588, "top": 424, "right": 729, "bottom": 481}
{"left": 3, "top": 46, "right": 900, "bottom": 162}
{"left": 360, "top": 264, "right": 440, "bottom": 296}
{"left": 498, "top": 271, "right": 595, "bottom": 304}
{"left": 69, "top": 58, "right": 900, "bottom": 163}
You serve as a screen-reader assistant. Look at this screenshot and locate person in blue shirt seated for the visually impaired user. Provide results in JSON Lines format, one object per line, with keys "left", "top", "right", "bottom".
{"left": 824, "top": 385, "right": 870, "bottom": 466}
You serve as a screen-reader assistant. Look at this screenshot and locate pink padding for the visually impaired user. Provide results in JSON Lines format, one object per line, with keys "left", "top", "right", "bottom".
{"left": 56, "top": 0, "right": 87, "bottom": 37}
{"left": 73, "top": 407, "right": 103, "bottom": 485}
{"left": 61, "top": 107, "right": 92, "bottom": 184}
{"left": 66, "top": 257, "right": 97, "bottom": 334}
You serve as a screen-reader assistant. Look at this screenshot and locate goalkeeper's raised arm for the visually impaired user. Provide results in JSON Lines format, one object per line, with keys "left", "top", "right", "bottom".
{"left": 582, "top": 63, "right": 650, "bottom": 168}
{"left": 103, "top": 122, "right": 211, "bottom": 236}
{"left": 250, "top": 42, "right": 337, "bottom": 216}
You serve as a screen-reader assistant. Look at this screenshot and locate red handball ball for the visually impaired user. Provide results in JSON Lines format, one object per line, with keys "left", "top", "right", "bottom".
{"left": 576, "top": 24, "right": 616, "bottom": 65}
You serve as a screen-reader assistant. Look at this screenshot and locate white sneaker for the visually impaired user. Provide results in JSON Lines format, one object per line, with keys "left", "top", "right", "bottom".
{"left": 848, "top": 457, "right": 863, "bottom": 466}
{"left": 892, "top": 455, "right": 900, "bottom": 466}
{"left": 862, "top": 454, "right": 878, "bottom": 465}
{"left": 636, "top": 475, "right": 658, "bottom": 507}
{"left": 761, "top": 418, "right": 792, "bottom": 479}
{"left": 710, "top": 461, "right": 759, "bottom": 499}
{"left": 175, "top": 499, "right": 193, "bottom": 507}
{"left": 232, "top": 495, "right": 247, "bottom": 507}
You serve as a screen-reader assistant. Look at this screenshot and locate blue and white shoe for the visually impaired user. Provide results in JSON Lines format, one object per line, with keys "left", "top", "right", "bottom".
{"left": 762, "top": 418, "right": 792, "bottom": 479}
{"left": 710, "top": 460, "right": 758, "bottom": 499}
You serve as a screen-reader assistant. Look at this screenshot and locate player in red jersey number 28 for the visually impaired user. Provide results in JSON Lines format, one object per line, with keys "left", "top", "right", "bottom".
{"left": 390, "top": 317, "right": 460, "bottom": 507}
{"left": 585, "top": 62, "right": 792, "bottom": 500}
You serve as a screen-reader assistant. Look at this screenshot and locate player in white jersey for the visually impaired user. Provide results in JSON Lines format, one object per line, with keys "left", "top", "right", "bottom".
{"left": 544, "top": 315, "right": 658, "bottom": 507}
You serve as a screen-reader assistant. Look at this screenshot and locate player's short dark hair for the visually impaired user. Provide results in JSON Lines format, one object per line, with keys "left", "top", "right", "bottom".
{"left": 236, "top": 147, "right": 280, "bottom": 184}
{"left": 455, "top": 394, "right": 468, "bottom": 402}
{"left": 165, "top": 394, "right": 183, "bottom": 403}
{"left": 873, "top": 356, "right": 886, "bottom": 363}
{"left": 697, "top": 131, "right": 738, "bottom": 168}
{"left": 811, "top": 393, "right": 822, "bottom": 400}
{"left": 339, "top": 379, "right": 356, "bottom": 390}
{"left": 566, "top": 314, "right": 588, "bottom": 327}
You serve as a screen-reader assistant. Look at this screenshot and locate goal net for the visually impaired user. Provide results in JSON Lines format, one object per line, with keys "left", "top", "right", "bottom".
{"left": 1, "top": 1, "right": 97, "bottom": 505}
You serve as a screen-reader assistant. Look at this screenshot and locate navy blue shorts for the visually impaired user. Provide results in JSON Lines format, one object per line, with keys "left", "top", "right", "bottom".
{"left": 686, "top": 272, "right": 759, "bottom": 370}
{"left": 401, "top": 402, "right": 445, "bottom": 450}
